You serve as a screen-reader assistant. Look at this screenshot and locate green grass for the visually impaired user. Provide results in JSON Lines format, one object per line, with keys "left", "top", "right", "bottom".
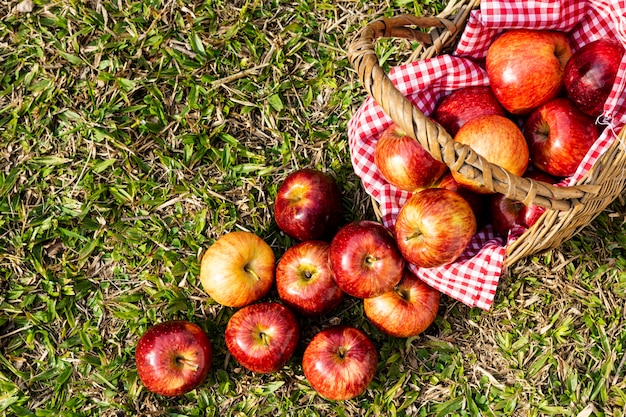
{"left": 1, "top": 0, "right": 625, "bottom": 416}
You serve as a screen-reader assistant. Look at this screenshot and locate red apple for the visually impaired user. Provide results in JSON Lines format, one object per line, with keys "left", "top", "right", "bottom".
{"left": 329, "top": 220, "right": 404, "bottom": 299}
{"left": 225, "top": 302, "right": 300, "bottom": 374}
{"left": 486, "top": 29, "right": 573, "bottom": 115}
{"left": 524, "top": 97, "right": 599, "bottom": 177}
{"left": 433, "top": 85, "right": 506, "bottom": 137}
{"left": 302, "top": 325, "right": 378, "bottom": 401}
{"left": 374, "top": 122, "right": 448, "bottom": 192}
{"left": 274, "top": 168, "right": 343, "bottom": 241}
{"left": 200, "top": 231, "right": 275, "bottom": 307}
{"left": 436, "top": 172, "right": 488, "bottom": 228}
{"left": 276, "top": 240, "right": 344, "bottom": 317}
{"left": 452, "top": 114, "right": 529, "bottom": 194}
{"left": 363, "top": 268, "right": 440, "bottom": 338}
{"left": 135, "top": 320, "right": 212, "bottom": 397}
{"left": 395, "top": 188, "right": 476, "bottom": 269}
{"left": 565, "top": 38, "right": 625, "bottom": 117}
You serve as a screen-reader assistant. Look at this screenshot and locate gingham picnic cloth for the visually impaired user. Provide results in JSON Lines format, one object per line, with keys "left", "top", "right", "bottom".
{"left": 347, "top": 0, "right": 626, "bottom": 310}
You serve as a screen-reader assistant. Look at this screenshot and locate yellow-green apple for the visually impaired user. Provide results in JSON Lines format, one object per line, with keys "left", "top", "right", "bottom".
{"left": 452, "top": 114, "right": 529, "bottom": 194}
{"left": 523, "top": 97, "right": 599, "bottom": 177}
{"left": 302, "top": 325, "right": 378, "bottom": 401}
{"left": 564, "top": 38, "right": 625, "bottom": 116}
{"left": 275, "top": 240, "right": 344, "bottom": 317}
{"left": 274, "top": 168, "right": 343, "bottom": 241}
{"left": 374, "top": 122, "right": 448, "bottom": 192}
{"left": 363, "top": 268, "right": 440, "bottom": 338}
{"left": 225, "top": 302, "right": 300, "bottom": 374}
{"left": 433, "top": 85, "right": 506, "bottom": 137}
{"left": 200, "top": 231, "right": 275, "bottom": 307}
{"left": 135, "top": 321, "right": 212, "bottom": 397}
{"left": 395, "top": 188, "right": 477, "bottom": 268}
{"left": 486, "top": 29, "right": 573, "bottom": 115}
{"left": 329, "top": 220, "right": 404, "bottom": 299}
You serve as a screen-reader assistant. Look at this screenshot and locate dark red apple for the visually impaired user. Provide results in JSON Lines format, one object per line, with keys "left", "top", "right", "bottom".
{"left": 452, "top": 114, "right": 529, "bottom": 194}
{"left": 135, "top": 320, "right": 212, "bottom": 397}
{"left": 276, "top": 240, "right": 344, "bottom": 317}
{"left": 329, "top": 220, "right": 404, "bottom": 299}
{"left": 302, "top": 325, "right": 378, "bottom": 401}
{"left": 395, "top": 188, "right": 477, "bottom": 269}
{"left": 200, "top": 231, "right": 275, "bottom": 307}
{"left": 225, "top": 302, "right": 300, "bottom": 374}
{"left": 524, "top": 97, "right": 600, "bottom": 177}
{"left": 565, "top": 38, "right": 625, "bottom": 117}
{"left": 374, "top": 122, "right": 448, "bottom": 192}
{"left": 363, "top": 268, "right": 440, "bottom": 338}
{"left": 486, "top": 29, "right": 572, "bottom": 115}
{"left": 433, "top": 85, "right": 506, "bottom": 137}
{"left": 274, "top": 168, "right": 343, "bottom": 241}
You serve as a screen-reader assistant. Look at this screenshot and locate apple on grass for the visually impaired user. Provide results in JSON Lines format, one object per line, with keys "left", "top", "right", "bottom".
{"left": 565, "top": 38, "right": 626, "bottom": 117}
{"left": 433, "top": 85, "right": 506, "bottom": 137}
{"left": 395, "top": 188, "right": 477, "bottom": 269}
{"left": 200, "top": 231, "right": 275, "bottom": 308}
{"left": 225, "top": 302, "right": 300, "bottom": 374}
{"left": 302, "top": 325, "right": 378, "bottom": 401}
{"left": 135, "top": 320, "right": 212, "bottom": 397}
{"left": 524, "top": 97, "right": 600, "bottom": 177}
{"left": 276, "top": 240, "right": 344, "bottom": 317}
{"left": 486, "top": 29, "right": 572, "bottom": 115}
{"left": 329, "top": 220, "right": 405, "bottom": 299}
{"left": 364, "top": 268, "right": 440, "bottom": 338}
{"left": 374, "top": 122, "right": 448, "bottom": 192}
{"left": 274, "top": 168, "right": 343, "bottom": 241}
{"left": 452, "top": 114, "right": 529, "bottom": 194}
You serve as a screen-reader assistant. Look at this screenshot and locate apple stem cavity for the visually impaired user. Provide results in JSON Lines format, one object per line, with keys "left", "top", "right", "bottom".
{"left": 244, "top": 264, "right": 261, "bottom": 281}
{"left": 175, "top": 355, "right": 199, "bottom": 371}
{"left": 337, "top": 346, "right": 348, "bottom": 359}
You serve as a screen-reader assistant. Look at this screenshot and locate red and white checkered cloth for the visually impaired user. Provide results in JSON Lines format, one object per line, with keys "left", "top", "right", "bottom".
{"left": 347, "top": 0, "right": 626, "bottom": 310}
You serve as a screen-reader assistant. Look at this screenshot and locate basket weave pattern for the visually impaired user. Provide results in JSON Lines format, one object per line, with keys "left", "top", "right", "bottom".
{"left": 347, "top": 0, "right": 626, "bottom": 308}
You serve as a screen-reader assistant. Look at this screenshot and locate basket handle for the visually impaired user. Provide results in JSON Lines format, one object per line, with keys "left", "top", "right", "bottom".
{"left": 347, "top": 13, "right": 600, "bottom": 211}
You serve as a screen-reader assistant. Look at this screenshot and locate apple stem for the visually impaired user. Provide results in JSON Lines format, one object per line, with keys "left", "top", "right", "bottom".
{"left": 244, "top": 264, "right": 261, "bottom": 281}
{"left": 396, "top": 287, "right": 410, "bottom": 301}
{"left": 337, "top": 346, "right": 347, "bottom": 359}
{"left": 175, "top": 355, "right": 199, "bottom": 371}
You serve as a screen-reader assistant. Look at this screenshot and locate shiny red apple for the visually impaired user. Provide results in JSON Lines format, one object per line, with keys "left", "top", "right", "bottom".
{"left": 302, "top": 325, "right": 378, "bottom": 401}
{"left": 436, "top": 172, "right": 488, "bottom": 228}
{"left": 452, "top": 114, "right": 529, "bottom": 194}
{"left": 225, "top": 302, "right": 300, "bottom": 374}
{"left": 363, "top": 268, "right": 440, "bottom": 338}
{"left": 135, "top": 320, "right": 212, "bottom": 397}
{"left": 486, "top": 29, "right": 572, "bottom": 115}
{"left": 395, "top": 188, "right": 477, "bottom": 269}
{"left": 433, "top": 85, "right": 506, "bottom": 137}
{"left": 200, "top": 231, "right": 275, "bottom": 307}
{"left": 276, "top": 240, "right": 344, "bottom": 317}
{"left": 524, "top": 97, "right": 599, "bottom": 177}
{"left": 374, "top": 122, "right": 448, "bottom": 192}
{"left": 329, "top": 220, "right": 405, "bottom": 299}
{"left": 274, "top": 168, "right": 343, "bottom": 241}
{"left": 565, "top": 38, "right": 625, "bottom": 117}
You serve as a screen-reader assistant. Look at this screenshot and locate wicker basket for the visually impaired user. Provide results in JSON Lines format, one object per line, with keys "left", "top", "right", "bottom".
{"left": 347, "top": 0, "right": 626, "bottom": 267}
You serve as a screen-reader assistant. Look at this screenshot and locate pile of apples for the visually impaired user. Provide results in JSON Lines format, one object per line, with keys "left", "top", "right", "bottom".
{"left": 133, "top": 29, "right": 625, "bottom": 401}
{"left": 377, "top": 30, "right": 624, "bottom": 242}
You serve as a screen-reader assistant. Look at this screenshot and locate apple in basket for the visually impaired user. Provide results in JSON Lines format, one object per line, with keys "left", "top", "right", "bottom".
{"left": 374, "top": 122, "right": 448, "bottom": 192}
{"left": 329, "top": 220, "right": 404, "bottom": 299}
{"left": 135, "top": 320, "right": 212, "bottom": 397}
{"left": 524, "top": 98, "right": 600, "bottom": 177}
{"left": 225, "top": 302, "right": 300, "bottom": 374}
{"left": 275, "top": 240, "right": 344, "bottom": 317}
{"left": 452, "top": 114, "right": 529, "bottom": 194}
{"left": 564, "top": 38, "right": 626, "bottom": 117}
{"left": 486, "top": 29, "right": 573, "bottom": 115}
{"left": 302, "top": 325, "right": 378, "bottom": 401}
{"left": 433, "top": 85, "right": 506, "bottom": 137}
{"left": 436, "top": 172, "right": 488, "bottom": 228}
{"left": 363, "top": 268, "right": 440, "bottom": 338}
{"left": 274, "top": 168, "right": 343, "bottom": 241}
{"left": 395, "top": 188, "right": 477, "bottom": 269}
{"left": 200, "top": 231, "right": 275, "bottom": 308}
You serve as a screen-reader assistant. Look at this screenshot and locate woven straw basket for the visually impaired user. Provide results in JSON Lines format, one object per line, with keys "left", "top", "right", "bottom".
{"left": 347, "top": 0, "right": 626, "bottom": 267}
